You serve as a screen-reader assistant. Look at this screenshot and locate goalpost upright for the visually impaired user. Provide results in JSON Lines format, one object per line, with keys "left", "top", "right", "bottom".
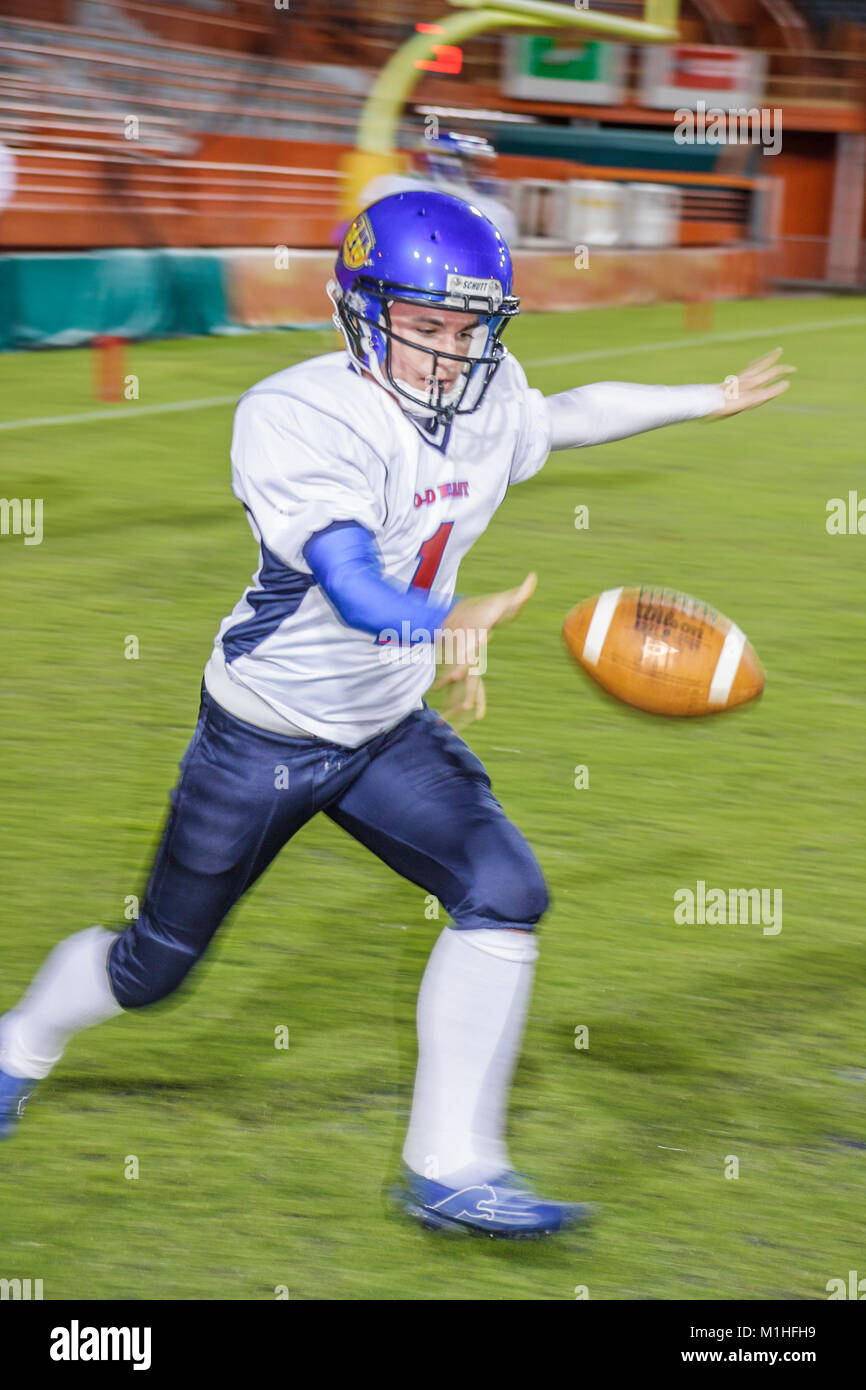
{"left": 340, "top": 0, "right": 681, "bottom": 217}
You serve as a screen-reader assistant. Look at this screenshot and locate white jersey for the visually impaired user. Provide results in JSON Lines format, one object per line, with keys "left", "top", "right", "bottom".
{"left": 206, "top": 349, "right": 550, "bottom": 748}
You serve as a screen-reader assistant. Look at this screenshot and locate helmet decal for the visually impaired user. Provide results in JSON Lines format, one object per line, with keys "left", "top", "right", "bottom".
{"left": 342, "top": 211, "right": 376, "bottom": 270}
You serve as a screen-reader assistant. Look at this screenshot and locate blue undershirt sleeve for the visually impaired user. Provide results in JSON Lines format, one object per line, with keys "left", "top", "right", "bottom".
{"left": 302, "top": 521, "right": 457, "bottom": 644}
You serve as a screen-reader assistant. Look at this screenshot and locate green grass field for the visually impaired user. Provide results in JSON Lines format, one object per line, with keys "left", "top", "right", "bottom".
{"left": 1, "top": 296, "right": 864, "bottom": 1301}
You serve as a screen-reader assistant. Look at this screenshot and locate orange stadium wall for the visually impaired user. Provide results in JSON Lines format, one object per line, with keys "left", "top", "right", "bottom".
{"left": 0, "top": 137, "right": 345, "bottom": 252}
{"left": 225, "top": 246, "right": 765, "bottom": 327}
{"left": 766, "top": 133, "right": 839, "bottom": 280}
{"left": 2, "top": 134, "right": 764, "bottom": 259}
{"left": 0, "top": 129, "right": 837, "bottom": 297}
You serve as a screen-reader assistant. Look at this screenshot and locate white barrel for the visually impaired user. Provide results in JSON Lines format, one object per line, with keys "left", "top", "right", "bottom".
{"left": 622, "top": 182, "right": 682, "bottom": 247}
{"left": 566, "top": 179, "right": 626, "bottom": 247}
{"left": 512, "top": 179, "right": 571, "bottom": 246}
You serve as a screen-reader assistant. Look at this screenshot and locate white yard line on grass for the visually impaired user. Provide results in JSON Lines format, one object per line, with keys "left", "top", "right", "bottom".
{"left": 524, "top": 314, "right": 866, "bottom": 368}
{"left": 2, "top": 314, "right": 865, "bottom": 432}
{"left": 0, "top": 394, "right": 239, "bottom": 432}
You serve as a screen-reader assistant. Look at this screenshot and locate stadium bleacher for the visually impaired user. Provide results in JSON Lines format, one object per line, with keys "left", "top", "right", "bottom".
{"left": 0, "top": 0, "right": 863, "bottom": 283}
{"left": 0, "top": 2, "right": 390, "bottom": 246}
{"left": 799, "top": 0, "right": 866, "bottom": 42}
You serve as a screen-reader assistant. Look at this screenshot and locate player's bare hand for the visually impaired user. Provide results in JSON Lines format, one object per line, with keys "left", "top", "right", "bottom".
{"left": 431, "top": 649, "right": 486, "bottom": 730}
{"left": 435, "top": 670, "right": 487, "bottom": 732}
{"left": 432, "top": 573, "right": 535, "bottom": 730}
{"left": 443, "top": 571, "right": 537, "bottom": 642}
{"left": 710, "top": 348, "right": 795, "bottom": 418}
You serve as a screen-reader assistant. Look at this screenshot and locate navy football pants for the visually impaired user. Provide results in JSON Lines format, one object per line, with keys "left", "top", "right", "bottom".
{"left": 108, "top": 686, "right": 549, "bottom": 1008}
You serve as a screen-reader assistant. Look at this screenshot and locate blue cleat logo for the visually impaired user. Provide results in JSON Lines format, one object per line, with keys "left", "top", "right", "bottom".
{"left": 430, "top": 1182, "right": 541, "bottom": 1226}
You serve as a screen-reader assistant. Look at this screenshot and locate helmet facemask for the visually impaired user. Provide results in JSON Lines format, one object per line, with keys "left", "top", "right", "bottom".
{"left": 328, "top": 276, "right": 518, "bottom": 425}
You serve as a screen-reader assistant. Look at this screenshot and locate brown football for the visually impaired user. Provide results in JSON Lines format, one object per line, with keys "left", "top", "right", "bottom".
{"left": 562, "top": 586, "right": 765, "bottom": 716}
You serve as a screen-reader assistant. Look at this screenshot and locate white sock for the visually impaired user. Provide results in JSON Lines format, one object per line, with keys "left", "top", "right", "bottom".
{"left": 402, "top": 925, "right": 538, "bottom": 1187}
{"left": 1, "top": 926, "right": 125, "bottom": 1080}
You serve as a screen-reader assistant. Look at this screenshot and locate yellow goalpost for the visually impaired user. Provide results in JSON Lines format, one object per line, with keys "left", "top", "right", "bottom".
{"left": 340, "top": 0, "right": 681, "bottom": 217}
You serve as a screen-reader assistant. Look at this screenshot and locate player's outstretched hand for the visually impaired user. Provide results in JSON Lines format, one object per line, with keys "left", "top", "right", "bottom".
{"left": 710, "top": 347, "right": 795, "bottom": 418}
{"left": 444, "top": 571, "right": 537, "bottom": 640}
{"left": 432, "top": 572, "right": 537, "bottom": 731}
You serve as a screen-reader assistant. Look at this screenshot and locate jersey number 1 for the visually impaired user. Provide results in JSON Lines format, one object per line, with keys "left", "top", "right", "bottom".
{"left": 411, "top": 521, "right": 453, "bottom": 592}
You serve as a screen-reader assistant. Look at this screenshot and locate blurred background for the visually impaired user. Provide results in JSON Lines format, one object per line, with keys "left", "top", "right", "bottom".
{"left": 2, "top": 2, "right": 865, "bottom": 1305}
{"left": 0, "top": 0, "right": 865, "bottom": 345}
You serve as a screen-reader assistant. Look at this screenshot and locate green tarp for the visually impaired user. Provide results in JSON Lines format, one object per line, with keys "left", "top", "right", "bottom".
{"left": 0, "top": 249, "right": 229, "bottom": 351}
{"left": 495, "top": 122, "right": 720, "bottom": 173}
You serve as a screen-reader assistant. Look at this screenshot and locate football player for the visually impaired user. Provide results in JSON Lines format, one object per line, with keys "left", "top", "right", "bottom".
{"left": 355, "top": 130, "right": 518, "bottom": 249}
{"left": 0, "top": 191, "right": 791, "bottom": 1238}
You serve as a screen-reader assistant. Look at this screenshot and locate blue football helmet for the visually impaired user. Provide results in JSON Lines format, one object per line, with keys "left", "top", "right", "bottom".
{"left": 415, "top": 130, "right": 496, "bottom": 185}
{"left": 327, "top": 189, "right": 519, "bottom": 425}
